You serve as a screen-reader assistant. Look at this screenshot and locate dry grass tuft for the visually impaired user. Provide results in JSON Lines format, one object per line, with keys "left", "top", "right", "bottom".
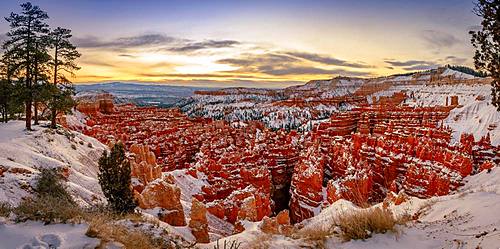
{"left": 14, "top": 195, "right": 83, "bottom": 223}
{"left": 336, "top": 207, "right": 399, "bottom": 241}
{"left": 292, "top": 224, "right": 332, "bottom": 247}
{"left": 245, "top": 234, "right": 273, "bottom": 249}
{"left": 85, "top": 212, "right": 161, "bottom": 249}
{"left": 293, "top": 206, "right": 409, "bottom": 245}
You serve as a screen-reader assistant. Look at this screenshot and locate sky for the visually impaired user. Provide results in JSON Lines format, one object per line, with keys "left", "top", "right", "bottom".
{"left": 0, "top": 0, "right": 483, "bottom": 88}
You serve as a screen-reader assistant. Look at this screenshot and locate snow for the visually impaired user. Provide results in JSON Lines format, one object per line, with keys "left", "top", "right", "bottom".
{"left": 0, "top": 121, "right": 107, "bottom": 206}
{"left": 369, "top": 83, "right": 499, "bottom": 145}
{"left": 0, "top": 218, "right": 99, "bottom": 249}
{"left": 65, "top": 110, "right": 88, "bottom": 131}
{"left": 201, "top": 166, "right": 500, "bottom": 248}
{"left": 444, "top": 94, "right": 499, "bottom": 145}
{"left": 171, "top": 169, "right": 234, "bottom": 238}
{"left": 442, "top": 68, "right": 476, "bottom": 80}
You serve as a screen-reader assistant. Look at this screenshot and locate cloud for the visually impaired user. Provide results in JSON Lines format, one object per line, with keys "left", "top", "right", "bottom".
{"left": 138, "top": 73, "right": 261, "bottom": 79}
{"left": 73, "top": 34, "right": 177, "bottom": 49}
{"left": 444, "top": 55, "right": 467, "bottom": 65}
{"left": 420, "top": 30, "right": 460, "bottom": 48}
{"left": 168, "top": 40, "right": 240, "bottom": 52}
{"left": 217, "top": 53, "right": 371, "bottom": 77}
{"left": 218, "top": 53, "right": 298, "bottom": 67}
{"left": 74, "top": 33, "right": 241, "bottom": 55}
{"left": 76, "top": 74, "right": 114, "bottom": 81}
{"left": 385, "top": 56, "right": 469, "bottom": 72}
{"left": 401, "top": 64, "right": 438, "bottom": 71}
{"left": 385, "top": 59, "right": 439, "bottom": 71}
{"left": 260, "top": 65, "right": 371, "bottom": 76}
{"left": 79, "top": 60, "right": 116, "bottom": 67}
{"left": 384, "top": 60, "right": 432, "bottom": 67}
{"left": 118, "top": 54, "right": 137, "bottom": 58}
{"left": 285, "top": 52, "right": 372, "bottom": 68}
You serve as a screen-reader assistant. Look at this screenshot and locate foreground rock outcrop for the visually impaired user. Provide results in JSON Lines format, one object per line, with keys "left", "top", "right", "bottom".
{"left": 189, "top": 198, "right": 210, "bottom": 243}
{"left": 137, "top": 174, "right": 186, "bottom": 226}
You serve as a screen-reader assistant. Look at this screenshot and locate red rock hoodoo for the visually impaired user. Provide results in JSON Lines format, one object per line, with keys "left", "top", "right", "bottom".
{"left": 73, "top": 89, "right": 499, "bottom": 225}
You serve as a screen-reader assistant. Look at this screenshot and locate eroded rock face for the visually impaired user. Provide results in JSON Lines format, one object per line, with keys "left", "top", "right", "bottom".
{"left": 74, "top": 97, "right": 498, "bottom": 228}
{"left": 76, "top": 93, "right": 115, "bottom": 115}
{"left": 129, "top": 144, "right": 162, "bottom": 193}
{"left": 189, "top": 198, "right": 210, "bottom": 243}
{"left": 137, "top": 175, "right": 186, "bottom": 226}
{"left": 289, "top": 143, "right": 324, "bottom": 223}
{"left": 259, "top": 209, "right": 293, "bottom": 235}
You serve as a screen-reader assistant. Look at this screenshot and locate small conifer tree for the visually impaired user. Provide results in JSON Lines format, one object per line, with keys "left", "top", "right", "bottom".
{"left": 98, "top": 142, "right": 137, "bottom": 213}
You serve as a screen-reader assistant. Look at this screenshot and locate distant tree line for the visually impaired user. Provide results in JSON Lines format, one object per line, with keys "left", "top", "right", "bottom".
{"left": 0, "top": 2, "right": 80, "bottom": 129}
{"left": 389, "top": 65, "right": 487, "bottom": 79}
{"left": 445, "top": 65, "right": 489, "bottom": 78}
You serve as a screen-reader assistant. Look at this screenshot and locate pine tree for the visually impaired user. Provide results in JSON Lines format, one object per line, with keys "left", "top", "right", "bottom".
{"left": 469, "top": 0, "right": 500, "bottom": 111}
{"left": 48, "top": 27, "right": 80, "bottom": 128}
{"left": 2, "top": 2, "right": 50, "bottom": 130}
{"left": 32, "top": 37, "right": 51, "bottom": 125}
{"left": 98, "top": 142, "right": 137, "bottom": 213}
{"left": 0, "top": 49, "right": 24, "bottom": 123}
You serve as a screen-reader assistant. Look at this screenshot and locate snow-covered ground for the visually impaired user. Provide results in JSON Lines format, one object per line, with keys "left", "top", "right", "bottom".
{"left": 203, "top": 167, "right": 500, "bottom": 249}
{"left": 0, "top": 218, "right": 99, "bottom": 249}
{"left": 0, "top": 121, "right": 107, "bottom": 206}
{"left": 370, "top": 84, "right": 499, "bottom": 145}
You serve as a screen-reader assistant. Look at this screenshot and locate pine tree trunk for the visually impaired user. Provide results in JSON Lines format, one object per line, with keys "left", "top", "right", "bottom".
{"left": 34, "top": 101, "right": 39, "bottom": 125}
{"left": 51, "top": 46, "right": 59, "bottom": 129}
{"left": 25, "top": 100, "right": 32, "bottom": 130}
{"left": 2, "top": 106, "right": 6, "bottom": 123}
{"left": 51, "top": 109, "right": 57, "bottom": 129}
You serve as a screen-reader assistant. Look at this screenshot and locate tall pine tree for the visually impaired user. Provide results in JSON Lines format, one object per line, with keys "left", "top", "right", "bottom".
{"left": 32, "top": 37, "right": 51, "bottom": 125}
{"left": 48, "top": 27, "right": 80, "bottom": 128}
{"left": 98, "top": 142, "right": 137, "bottom": 214}
{"left": 470, "top": 0, "right": 500, "bottom": 111}
{"left": 2, "top": 2, "right": 50, "bottom": 130}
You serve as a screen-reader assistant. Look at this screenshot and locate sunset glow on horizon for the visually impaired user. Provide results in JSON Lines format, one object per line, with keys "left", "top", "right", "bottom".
{"left": 0, "top": 0, "right": 482, "bottom": 88}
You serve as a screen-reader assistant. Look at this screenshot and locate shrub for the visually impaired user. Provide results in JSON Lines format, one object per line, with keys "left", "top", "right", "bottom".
{"left": 14, "top": 195, "right": 82, "bottom": 223}
{"left": 87, "top": 142, "right": 93, "bottom": 148}
{"left": 336, "top": 207, "right": 398, "bottom": 241}
{"left": 0, "top": 202, "right": 12, "bottom": 217}
{"left": 14, "top": 168, "right": 81, "bottom": 223}
{"left": 34, "top": 168, "right": 73, "bottom": 201}
{"left": 71, "top": 144, "right": 77, "bottom": 150}
{"left": 98, "top": 142, "right": 137, "bottom": 214}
